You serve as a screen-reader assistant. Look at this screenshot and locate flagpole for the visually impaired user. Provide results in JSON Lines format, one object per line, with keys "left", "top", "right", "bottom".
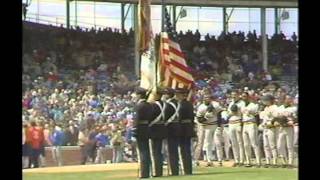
{"left": 134, "top": 3, "right": 140, "bottom": 78}
{"left": 158, "top": 0, "right": 166, "bottom": 90}
{"left": 154, "top": 40, "right": 159, "bottom": 93}
{"left": 160, "top": 0, "right": 165, "bottom": 88}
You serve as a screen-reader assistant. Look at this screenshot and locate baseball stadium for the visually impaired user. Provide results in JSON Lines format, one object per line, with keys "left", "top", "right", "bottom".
{"left": 22, "top": 0, "right": 298, "bottom": 179}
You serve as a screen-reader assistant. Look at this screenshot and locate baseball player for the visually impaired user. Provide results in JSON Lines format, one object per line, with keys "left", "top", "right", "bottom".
{"left": 276, "top": 95, "right": 296, "bottom": 168}
{"left": 226, "top": 91, "right": 246, "bottom": 167}
{"left": 259, "top": 95, "right": 279, "bottom": 167}
{"left": 219, "top": 110, "right": 232, "bottom": 161}
{"left": 194, "top": 93, "right": 224, "bottom": 167}
{"left": 240, "top": 92, "right": 261, "bottom": 167}
{"left": 213, "top": 112, "right": 227, "bottom": 166}
{"left": 292, "top": 96, "right": 298, "bottom": 161}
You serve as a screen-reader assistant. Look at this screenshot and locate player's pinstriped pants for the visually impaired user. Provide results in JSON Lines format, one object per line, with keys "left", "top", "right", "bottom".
{"left": 263, "top": 128, "right": 279, "bottom": 165}
{"left": 194, "top": 124, "right": 223, "bottom": 163}
{"left": 242, "top": 123, "right": 261, "bottom": 165}
{"left": 228, "top": 123, "right": 245, "bottom": 164}
{"left": 277, "top": 126, "right": 294, "bottom": 165}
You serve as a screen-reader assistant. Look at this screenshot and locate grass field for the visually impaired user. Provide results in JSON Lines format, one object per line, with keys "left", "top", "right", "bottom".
{"left": 23, "top": 164, "right": 298, "bottom": 180}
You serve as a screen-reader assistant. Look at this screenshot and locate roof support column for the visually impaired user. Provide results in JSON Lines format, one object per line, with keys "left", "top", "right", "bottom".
{"left": 261, "top": 7, "right": 268, "bottom": 71}
{"left": 66, "top": 0, "right": 70, "bottom": 29}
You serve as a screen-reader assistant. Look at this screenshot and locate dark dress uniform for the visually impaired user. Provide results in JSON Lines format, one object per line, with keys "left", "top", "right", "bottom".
{"left": 164, "top": 98, "right": 181, "bottom": 175}
{"left": 133, "top": 98, "right": 153, "bottom": 178}
{"left": 178, "top": 99, "right": 195, "bottom": 175}
{"left": 149, "top": 100, "right": 168, "bottom": 177}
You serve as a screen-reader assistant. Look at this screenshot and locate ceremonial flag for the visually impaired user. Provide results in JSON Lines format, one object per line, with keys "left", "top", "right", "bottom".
{"left": 159, "top": 7, "right": 194, "bottom": 90}
{"left": 138, "top": 0, "right": 158, "bottom": 92}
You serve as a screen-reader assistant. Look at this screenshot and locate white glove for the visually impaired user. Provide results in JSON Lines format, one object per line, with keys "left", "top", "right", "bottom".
{"left": 258, "top": 124, "right": 264, "bottom": 131}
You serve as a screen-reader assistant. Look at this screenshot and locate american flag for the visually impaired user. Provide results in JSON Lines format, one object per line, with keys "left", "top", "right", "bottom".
{"left": 159, "top": 7, "right": 194, "bottom": 89}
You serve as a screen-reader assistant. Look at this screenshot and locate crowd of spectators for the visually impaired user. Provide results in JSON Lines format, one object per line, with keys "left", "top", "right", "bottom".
{"left": 22, "top": 21, "right": 298, "bottom": 167}
{"left": 175, "top": 29, "right": 298, "bottom": 83}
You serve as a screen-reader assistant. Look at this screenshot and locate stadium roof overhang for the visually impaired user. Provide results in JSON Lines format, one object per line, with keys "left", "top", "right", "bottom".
{"left": 71, "top": 0, "right": 298, "bottom": 8}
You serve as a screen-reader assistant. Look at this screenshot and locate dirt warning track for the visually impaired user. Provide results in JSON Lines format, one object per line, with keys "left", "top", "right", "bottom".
{"left": 23, "top": 161, "right": 237, "bottom": 174}
{"left": 23, "top": 163, "right": 139, "bottom": 173}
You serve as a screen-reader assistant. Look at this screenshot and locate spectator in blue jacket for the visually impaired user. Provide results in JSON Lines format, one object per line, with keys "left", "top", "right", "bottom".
{"left": 50, "top": 123, "right": 64, "bottom": 166}
{"left": 94, "top": 126, "right": 110, "bottom": 164}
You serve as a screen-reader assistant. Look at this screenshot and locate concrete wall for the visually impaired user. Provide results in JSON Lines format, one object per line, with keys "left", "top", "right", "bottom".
{"left": 43, "top": 146, "right": 113, "bottom": 167}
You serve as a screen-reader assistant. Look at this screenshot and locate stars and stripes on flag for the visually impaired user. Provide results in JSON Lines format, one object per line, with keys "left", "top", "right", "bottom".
{"left": 159, "top": 7, "right": 194, "bottom": 90}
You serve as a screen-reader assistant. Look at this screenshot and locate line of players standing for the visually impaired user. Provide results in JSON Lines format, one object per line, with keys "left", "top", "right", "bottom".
{"left": 194, "top": 89, "right": 298, "bottom": 168}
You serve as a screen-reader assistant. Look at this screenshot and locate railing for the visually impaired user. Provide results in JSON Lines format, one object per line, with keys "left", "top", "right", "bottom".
{"left": 24, "top": 13, "right": 122, "bottom": 31}
{"left": 25, "top": 13, "right": 66, "bottom": 27}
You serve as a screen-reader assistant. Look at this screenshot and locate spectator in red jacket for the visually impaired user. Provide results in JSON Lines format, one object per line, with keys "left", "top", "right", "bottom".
{"left": 23, "top": 121, "right": 31, "bottom": 169}
{"left": 26, "top": 121, "right": 44, "bottom": 168}
{"left": 47, "top": 71, "right": 59, "bottom": 82}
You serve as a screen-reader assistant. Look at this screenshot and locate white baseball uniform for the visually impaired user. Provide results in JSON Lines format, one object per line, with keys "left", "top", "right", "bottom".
{"left": 260, "top": 104, "right": 279, "bottom": 165}
{"left": 194, "top": 101, "right": 223, "bottom": 163}
{"left": 227, "top": 100, "right": 246, "bottom": 164}
{"left": 241, "top": 101, "right": 261, "bottom": 165}
{"left": 276, "top": 105, "right": 296, "bottom": 165}
{"left": 219, "top": 110, "right": 232, "bottom": 161}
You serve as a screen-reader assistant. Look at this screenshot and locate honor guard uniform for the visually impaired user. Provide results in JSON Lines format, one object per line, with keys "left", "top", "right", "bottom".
{"left": 164, "top": 88, "right": 181, "bottom": 175}
{"left": 276, "top": 95, "right": 295, "bottom": 168}
{"left": 176, "top": 88, "right": 195, "bottom": 175}
{"left": 226, "top": 91, "right": 246, "bottom": 167}
{"left": 132, "top": 88, "right": 153, "bottom": 178}
{"left": 148, "top": 89, "right": 168, "bottom": 177}
{"left": 259, "top": 95, "right": 278, "bottom": 167}
{"left": 240, "top": 92, "right": 262, "bottom": 167}
{"left": 194, "top": 93, "right": 224, "bottom": 167}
